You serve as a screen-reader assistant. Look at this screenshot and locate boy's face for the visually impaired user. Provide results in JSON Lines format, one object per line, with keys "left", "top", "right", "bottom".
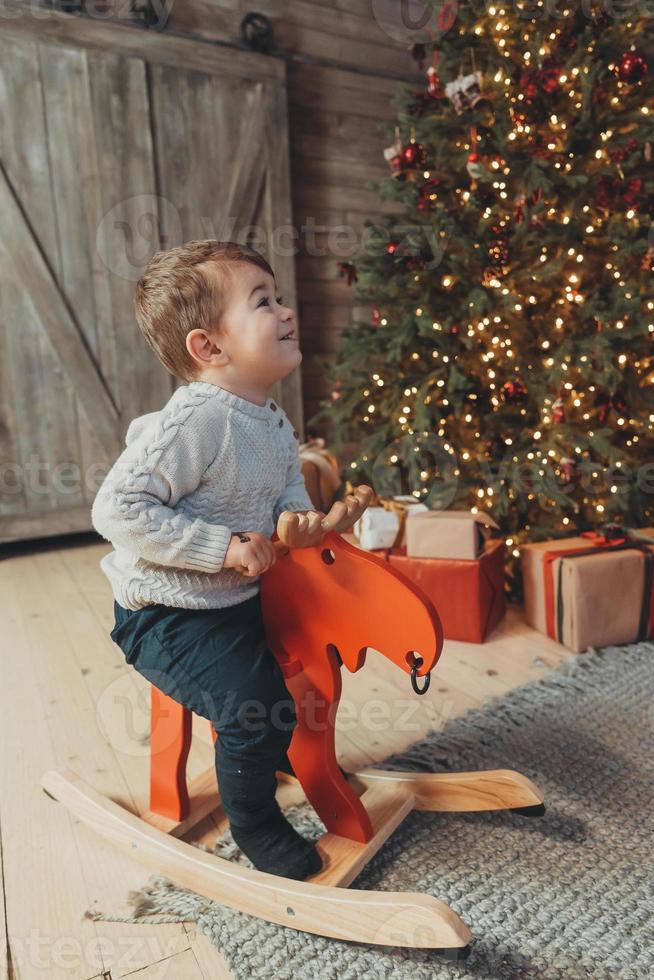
{"left": 206, "top": 261, "right": 301, "bottom": 388}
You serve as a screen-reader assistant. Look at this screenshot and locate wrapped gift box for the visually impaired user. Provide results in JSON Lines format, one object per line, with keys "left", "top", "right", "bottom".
{"left": 354, "top": 497, "right": 428, "bottom": 550}
{"left": 521, "top": 530, "right": 654, "bottom": 653}
{"left": 405, "top": 509, "right": 500, "bottom": 559}
{"left": 373, "top": 538, "right": 506, "bottom": 643}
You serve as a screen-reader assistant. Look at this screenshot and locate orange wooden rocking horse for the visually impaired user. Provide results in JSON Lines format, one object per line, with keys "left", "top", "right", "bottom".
{"left": 41, "top": 486, "right": 544, "bottom": 954}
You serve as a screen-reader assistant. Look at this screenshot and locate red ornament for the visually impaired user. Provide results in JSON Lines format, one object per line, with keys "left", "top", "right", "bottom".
{"left": 388, "top": 151, "right": 404, "bottom": 179}
{"left": 519, "top": 58, "right": 560, "bottom": 101}
{"left": 617, "top": 50, "right": 648, "bottom": 84}
{"left": 559, "top": 457, "right": 578, "bottom": 485}
{"left": 595, "top": 174, "right": 643, "bottom": 211}
{"left": 501, "top": 380, "right": 528, "bottom": 405}
{"left": 383, "top": 127, "right": 404, "bottom": 179}
{"left": 612, "top": 391, "right": 628, "bottom": 417}
{"left": 401, "top": 139, "right": 427, "bottom": 174}
{"left": 519, "top": 68, "right": 540, "bottom": 101}
{"left": 371, "top": 306, "right": 381, "bottom": 326}
{"left": 337, "top": 261, "right": 357, "bottom": 285}
{"left": 539, "top": 58, "right": 561, "bottom": 93}
{"left": 427, "top": 65, "right": 445, "bottom": 97}
{"left": 552, "top": 395, "right": 565, "bottom": 424}
{"left": 417, "top": 175, "right": 441, "bottom": 211}
{"left": 623, "top": 177, "right": 643, "bottom": 208}
{"left": 437, "top": 1, "right": 457, "bottom": 32}
{"left": 599, "top": 395, "right": 614, "bottom": 424}
{"left": 610, "top": 138, "right": 639, "bottom": 163}
{"left": 594, "top": 390, "right": 628, "bottom": 424}
{"left": 386, "top": 240, "right": 400, "bottom": 255}
{"left": 595, "top": 175, "right": 620, "bottom": 210}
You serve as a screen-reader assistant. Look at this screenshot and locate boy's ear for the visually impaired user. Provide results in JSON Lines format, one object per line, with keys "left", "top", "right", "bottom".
{"left": 186, "top": 328, "right": 229, "bottom": 368}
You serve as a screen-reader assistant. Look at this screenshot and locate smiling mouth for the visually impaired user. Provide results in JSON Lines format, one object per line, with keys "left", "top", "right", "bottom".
{"left": 280, "top": 330, "right": 296, "bottom": 341}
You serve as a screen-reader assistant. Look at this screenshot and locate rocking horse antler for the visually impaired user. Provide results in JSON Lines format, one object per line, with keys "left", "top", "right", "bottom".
{"left": 276, "top": 484, "right": 374, "bottom": 550}
{"left": 228, "top": 485, "right": 374, "bottom": 580}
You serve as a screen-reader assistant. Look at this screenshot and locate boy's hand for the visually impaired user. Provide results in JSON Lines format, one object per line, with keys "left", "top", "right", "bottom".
{"left": 277, "top": 488, "right": 373, "bottom": 548}
{"left": 276, "top": 509, "right": 326, "bottom": 549}
{"left": 224, "top": 531, "right": 277, "bottom": 577}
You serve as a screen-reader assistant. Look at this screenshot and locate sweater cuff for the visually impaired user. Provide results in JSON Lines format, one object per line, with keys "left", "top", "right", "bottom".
{"left": 183, "top": 521, "right": 232, "bottom": 573}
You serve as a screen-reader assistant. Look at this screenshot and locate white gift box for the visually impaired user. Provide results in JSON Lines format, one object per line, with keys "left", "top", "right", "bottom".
{"left": 354, "top": 497, "right": 428, "bottom": 550}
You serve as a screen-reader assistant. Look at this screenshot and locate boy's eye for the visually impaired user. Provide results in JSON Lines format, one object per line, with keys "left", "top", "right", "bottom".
{"left": 258, "top": 295, "right": 284, "bottom": 307}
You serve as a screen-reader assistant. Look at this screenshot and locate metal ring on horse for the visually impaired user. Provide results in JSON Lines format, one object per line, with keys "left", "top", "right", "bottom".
{"left": 409, "top": 654, "right": 431, "bottom": 695}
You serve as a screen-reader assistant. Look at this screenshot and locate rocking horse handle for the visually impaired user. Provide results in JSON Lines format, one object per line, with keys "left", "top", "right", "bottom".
{"left": 230, "top": 485, "right": 374, "bottom": 574}
{"left": 276, "top": 484, "right": 374, "bottom": 549}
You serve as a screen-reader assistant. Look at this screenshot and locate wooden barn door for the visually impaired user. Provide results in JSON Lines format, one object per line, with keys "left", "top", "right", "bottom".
{"left": 0, "top": 8, "right": 302, "bottom": 544}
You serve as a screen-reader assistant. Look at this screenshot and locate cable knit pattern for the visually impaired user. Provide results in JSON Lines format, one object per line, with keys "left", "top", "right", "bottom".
{"left": 92, "top": 380, "right": 314, "bottom": 610}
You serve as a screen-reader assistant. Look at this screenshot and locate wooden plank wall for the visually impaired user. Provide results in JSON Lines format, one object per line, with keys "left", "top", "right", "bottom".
{"left": 151, "top": 0, "right": 424, "bottom": 435}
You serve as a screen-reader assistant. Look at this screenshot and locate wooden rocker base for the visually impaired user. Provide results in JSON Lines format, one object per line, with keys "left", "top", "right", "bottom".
{"left": 41, "top": 761, "right": 544, "bottom": 951}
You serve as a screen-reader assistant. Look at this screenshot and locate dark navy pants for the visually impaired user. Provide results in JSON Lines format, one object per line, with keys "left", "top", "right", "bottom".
{"left": 110, "top": 592, "right": 297, "bottom": 830}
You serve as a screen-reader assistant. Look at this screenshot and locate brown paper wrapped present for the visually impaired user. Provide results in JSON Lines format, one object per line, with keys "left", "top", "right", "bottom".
{"left": 405, "top": 509, "right": 500, "bottom": 559}
{"left": 521, "top": 526, "right": 654, "bottom": 653}
{"left": 298, "top": 438, "right": 340, "bottom": 512}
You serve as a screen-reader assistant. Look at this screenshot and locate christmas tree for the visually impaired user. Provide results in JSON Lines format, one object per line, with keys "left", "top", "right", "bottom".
{"left": 309, "top": 1, "right": 654, "bottom": 602}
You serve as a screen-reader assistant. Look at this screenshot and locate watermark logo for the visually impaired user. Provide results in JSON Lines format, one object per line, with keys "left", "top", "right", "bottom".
{"left": 95, "top": 194, "right": 182, "bottom": 282}
{"left": 372, "top": 433, "right": 460, "bottom": 509}
{"left": 371, "top": 0, "right": 458, "bottom": 42}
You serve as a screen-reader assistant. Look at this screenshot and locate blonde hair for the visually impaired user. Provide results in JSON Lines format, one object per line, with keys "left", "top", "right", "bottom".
{"left": 134, "top": 240, "right": 275, "bottom": 382}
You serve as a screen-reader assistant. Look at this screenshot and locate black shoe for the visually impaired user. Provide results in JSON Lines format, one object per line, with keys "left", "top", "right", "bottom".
{"left": 231, "top": 808, "right": 323, "bottom": 881}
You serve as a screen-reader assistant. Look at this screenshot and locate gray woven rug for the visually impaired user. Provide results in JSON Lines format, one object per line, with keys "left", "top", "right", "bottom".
{"left": 86, "top": 642, "right": 654, "bottom": 979}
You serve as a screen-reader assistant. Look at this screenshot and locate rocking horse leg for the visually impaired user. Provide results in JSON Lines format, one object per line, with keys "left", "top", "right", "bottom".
{"left": 284, "top": 653, "right": 374, "bottom": 843}
{"left": 140, "top": 692, "right": 223, "bottom": 838}
{"left": 147, "top": 687, "right": 192, "bottom": 823}
{"left": 350, "top": 767, "right": 544, "bottom": 814}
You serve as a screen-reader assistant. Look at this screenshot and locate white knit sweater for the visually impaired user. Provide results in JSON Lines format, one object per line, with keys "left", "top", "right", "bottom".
{"left": 91, "top": 380, "right": 314, "bottom": 611}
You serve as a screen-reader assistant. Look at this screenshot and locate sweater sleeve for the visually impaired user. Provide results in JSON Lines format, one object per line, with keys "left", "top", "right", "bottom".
{"left": 272, "top": 427, "right": 316, "bottom": 525}
{"left": 91, "top": 394, "right": 232, "bottom": 573}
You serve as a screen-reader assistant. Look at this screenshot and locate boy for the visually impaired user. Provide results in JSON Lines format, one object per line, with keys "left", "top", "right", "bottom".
{"left": 92, "top": 240, "right": 329, "bottom": 880}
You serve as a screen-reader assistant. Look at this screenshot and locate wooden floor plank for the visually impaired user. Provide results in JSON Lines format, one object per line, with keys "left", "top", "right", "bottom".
{"left": 184, "top": 928, "right": 233, "bottom": 980}
{"left": 120, "top": 946, "right": 208, "bottom": 978}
